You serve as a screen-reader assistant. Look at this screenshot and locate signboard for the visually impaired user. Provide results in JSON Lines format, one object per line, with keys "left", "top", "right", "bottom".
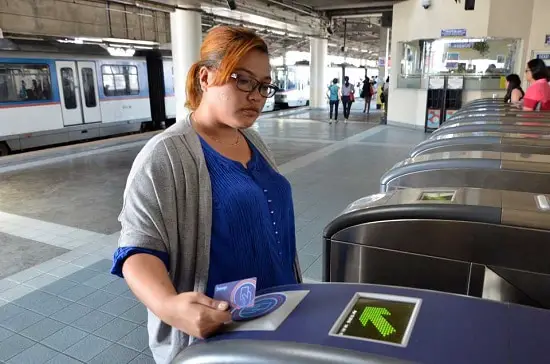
{"left": 427, "top": 109, "right": 442, "bottom": 129}
{"left": 447, "top": 76, "right": 464, "bottom": 90}
{"left": 535, "top": 53, "right": 550, "bottom": 60}
{"left": 441, "top": 29, "right": 467, "bottom": 37}
{"left": 428, "top": 76, "right": 445, "bottom": 89}
{"left": 449, "top": 42, "right": 473, "bottom": 49}
{"left": 329, "top": 293, "right": 421, "bottom": 347}
{"left": 378, "top": 57, "right": 386, "bottom": 67}
{"left": 446, "top": 109, "right": 459, "bottom": 121}
{"left": 534, "top": 52, "right": 550, "bottom": 66}
{"left": 446, "top": 62, "right": 459, "bottom": 69}
{"left": 546, "top": 35, "right": 550, "bottom": 46}
{"left": 446, "top": 52, "right": 460, "bottom": 61}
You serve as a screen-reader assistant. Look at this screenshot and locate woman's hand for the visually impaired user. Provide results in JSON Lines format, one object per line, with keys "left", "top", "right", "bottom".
{"left": 161, "top": 292, "right": 232, "bottom": 339}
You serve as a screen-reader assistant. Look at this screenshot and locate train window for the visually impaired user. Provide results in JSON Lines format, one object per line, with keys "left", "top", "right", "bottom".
{"left": 0, "top": 63, "right": 52, "bottom": 103}
{"left": 60, "top": 67, "right": 77, "bottom": 110}
{"left": 81, "top": 68, "right": 97, "bottom": 107}
{"left": 101, "top": 65, "right": 140, "bottom": 96}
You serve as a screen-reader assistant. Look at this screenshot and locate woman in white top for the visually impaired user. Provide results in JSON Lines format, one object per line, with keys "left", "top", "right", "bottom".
{"left": 341, "top": 76, "right": 355, "bottom": 122}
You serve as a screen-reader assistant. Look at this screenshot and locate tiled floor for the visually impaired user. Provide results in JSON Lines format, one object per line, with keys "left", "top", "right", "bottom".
{"left": 0, "top": 102, "right": 425, "bottom": 363}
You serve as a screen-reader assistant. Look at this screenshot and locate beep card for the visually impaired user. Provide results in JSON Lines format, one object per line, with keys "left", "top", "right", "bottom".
{"left": 213, "top": 277, "right": 257, "bottom": 309}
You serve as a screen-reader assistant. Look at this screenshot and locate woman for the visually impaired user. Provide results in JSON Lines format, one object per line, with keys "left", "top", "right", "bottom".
{"left": 362, "top": 76, "right": 374, "bottom": 114}
{"left": 111, "top": 26, "right": 302, "bottom": 364}
{"left": 341, "top": 76, "right": 355, "bottom": 122}
{"left": 503, "top": 74, "right": 524, "bottom": 104}
{"left": 327, "top": 78, "right": 340, "bottom": 124}
{"left": 523, "top": 58, "right": 550, "bottom": 111}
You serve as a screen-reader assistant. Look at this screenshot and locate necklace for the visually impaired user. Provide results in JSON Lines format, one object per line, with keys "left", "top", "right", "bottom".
{"left": 192, "top": 114, "right": 241, "bottom": 146}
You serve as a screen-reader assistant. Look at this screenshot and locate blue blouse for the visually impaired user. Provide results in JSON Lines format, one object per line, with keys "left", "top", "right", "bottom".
{"left": 112, "top": 134, "right": 298, "bottom": 297}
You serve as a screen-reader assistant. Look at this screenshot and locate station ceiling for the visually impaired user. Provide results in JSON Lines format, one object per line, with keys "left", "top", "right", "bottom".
{"left": 149, "top": 0, "right": 401, "bottom": 60}
{"left": 0, "top": 0, "right": 400, "bottom": 61}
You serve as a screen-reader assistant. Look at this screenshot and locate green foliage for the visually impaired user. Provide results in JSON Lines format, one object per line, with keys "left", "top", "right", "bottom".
{"left": 472, "top": 41, "right": 490, "bottom": 56}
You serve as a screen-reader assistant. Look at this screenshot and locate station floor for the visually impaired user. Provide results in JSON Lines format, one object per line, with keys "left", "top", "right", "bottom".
{"left": 0, "top": 101, "right": 426, "bottom": 363}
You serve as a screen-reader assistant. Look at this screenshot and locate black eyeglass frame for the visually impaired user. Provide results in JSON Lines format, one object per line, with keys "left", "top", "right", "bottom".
{"left": 230, "top": 72, "right": 279, "bottom": 98}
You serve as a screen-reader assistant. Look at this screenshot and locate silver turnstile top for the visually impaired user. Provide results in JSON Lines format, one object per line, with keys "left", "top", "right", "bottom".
{"left": 172, "top": 340, "right": 414, "bottom": 364}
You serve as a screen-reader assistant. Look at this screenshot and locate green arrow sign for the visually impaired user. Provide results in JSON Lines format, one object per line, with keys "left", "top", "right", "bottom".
{"left": 359, "top": 306, "right": 396, "bottom": 337}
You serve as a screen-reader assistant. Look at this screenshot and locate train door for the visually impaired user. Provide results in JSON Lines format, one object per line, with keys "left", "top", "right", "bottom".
{"left": 76, "top": 61, "right": 101, "bottom": 123}
{"left": 56, "top": 61, "right": 81, "bottom": 126}
{"left": 55, "top": 61, "right": 101, "bottom": 126}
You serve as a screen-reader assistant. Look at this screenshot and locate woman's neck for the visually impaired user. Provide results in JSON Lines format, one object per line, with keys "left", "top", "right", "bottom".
{"left": 192, "top": 105, "right": 237, "bottom": 141}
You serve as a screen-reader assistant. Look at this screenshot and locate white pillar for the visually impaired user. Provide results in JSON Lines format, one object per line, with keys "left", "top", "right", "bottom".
{"left": 309, "top": 37, "right": 328, "bottom": 109}
{"left": 378, "top": 27, "right": 391, "bottom": 81}
{"left": 170, "top": 6, "right": 201, "bottom": 120}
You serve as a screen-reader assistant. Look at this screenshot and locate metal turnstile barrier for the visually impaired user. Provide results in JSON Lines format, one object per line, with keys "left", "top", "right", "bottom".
{"left": 410, "top": 132, "right": 550, "bottom": 157}
{"left": 323, "top": 188, "right": 550, "bottom": 309}
{"left": 380, "top": 150, "right": 550, "bottom": 194}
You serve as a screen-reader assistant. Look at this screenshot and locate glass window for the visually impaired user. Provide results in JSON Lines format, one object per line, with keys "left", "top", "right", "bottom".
{"left": 60, "top": 67, "right": 77, "bottom": 110}
{"left": 0, "top": 63, "right": 52, "bottom": 103}
{"left": 398, "top": 38, "right": 520, "bottom": 77}
{"left": 81, "top": 68, "right": 97, "bottom": 108}
{"left": 101, "top": 65, "right": 140, "bottom": 96}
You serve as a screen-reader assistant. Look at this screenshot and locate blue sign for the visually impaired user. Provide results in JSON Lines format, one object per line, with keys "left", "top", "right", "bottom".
{"left": 546, "top": 35, "right": 550, "bottom": 45}
{"left": 449, "top": 42, "right": 473, "bottom": 49}
{"left": 441, "top": 29, "right": 467, "bottom": 37}
{"left": 536, "top": 53, "right": 550, "bottom": 60}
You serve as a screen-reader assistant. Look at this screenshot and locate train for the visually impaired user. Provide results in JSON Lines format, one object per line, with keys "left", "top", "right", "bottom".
{"left": 272, "top": 64, "right": 374, "bottom": 109}
{"left": 0, "top": 43, "right": 368, "bottom": 156}
{"left": 0, "top": 45, "right": 277, "bottom": 156}
{"left": 273, "top": 65, "right": 310, "bottom": 108}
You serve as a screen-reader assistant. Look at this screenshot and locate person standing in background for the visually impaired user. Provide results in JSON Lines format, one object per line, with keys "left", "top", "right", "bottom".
{"left": 523, "top": 59, "right": 550, "bottom": 111}
{"left": 327, "top": 78, "right": 340, "bottom": 124}
{"left": 362, "top": 77, "right": 374, "bottom": 114}
{"left": 341, "top": 76, "right": 355, "bottom": 123}
{"left": 503, "top": 74, "right": 524, "bottom": 104}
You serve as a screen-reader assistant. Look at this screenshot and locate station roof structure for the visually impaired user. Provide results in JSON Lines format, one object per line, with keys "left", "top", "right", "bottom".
{"left": 0, "top": 0, "right": 402, "bottom": 60}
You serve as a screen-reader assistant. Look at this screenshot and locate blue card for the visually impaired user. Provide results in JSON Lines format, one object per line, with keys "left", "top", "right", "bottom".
{"left": 213, "top": 277, "right": 257, "bottom": 309}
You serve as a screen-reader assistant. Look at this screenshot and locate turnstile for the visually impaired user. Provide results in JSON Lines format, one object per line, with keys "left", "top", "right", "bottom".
{"left": 430, "top": 121, "right": 550, "bottom": 138}
{"left": 447, "top": 113, "right": 550, "bottom": 123}
{"left": 380, "top": 150, "right": 550, "bottom": 194}
{"left": 410, "top": 132, "right": 550, "bottom": 157}
{"left": 174, "top": 283, "right": 550, "bottom": 364}
{"left": 323, "top": 188, "right": 550, "bottom": 308}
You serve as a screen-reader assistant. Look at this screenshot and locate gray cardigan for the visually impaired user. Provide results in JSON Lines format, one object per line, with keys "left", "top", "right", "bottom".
{"left": 118, "top": 115, "right": 302, "bottom": 364}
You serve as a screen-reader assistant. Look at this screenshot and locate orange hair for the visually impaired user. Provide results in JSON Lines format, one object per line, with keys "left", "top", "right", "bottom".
{"left": 185, "top": 26, "right": 269, "bottom": 110}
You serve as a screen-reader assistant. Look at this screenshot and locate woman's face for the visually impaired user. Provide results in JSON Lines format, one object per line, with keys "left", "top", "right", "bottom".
{"left": 525, "top": 65, "right": 534, "bottom": 82}
{"left": 203, "top": 49, "right": 271, "bottom": 129}
{"left": 506, "top": 80, "right": 510, "bottom": 88}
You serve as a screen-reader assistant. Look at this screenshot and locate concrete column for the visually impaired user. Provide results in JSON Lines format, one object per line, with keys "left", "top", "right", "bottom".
{"left": 378, "top": 27, "right": 391, "bottom": 81}
{"left": 170, "top": 6, "right": 201, "bottom": 119}
{"left": 309, "top": 37, "right": 328, "bottom": 108}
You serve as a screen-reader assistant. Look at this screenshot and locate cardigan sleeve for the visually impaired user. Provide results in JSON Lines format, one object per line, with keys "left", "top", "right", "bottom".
{"left": 115, "top": 138, "right": 180, "bottom": 271}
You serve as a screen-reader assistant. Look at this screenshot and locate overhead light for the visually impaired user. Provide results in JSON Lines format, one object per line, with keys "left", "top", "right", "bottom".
{"left": 226, "top": 0, "right": 237, "bottom": 10}
{"left": 107, "top": 47, "right": 136, "bottom": 57}
{"left": 76, "top": 37, "right": 103, "bottom": 43}
{"left": 103, "top": 38, "right": 158, "bottom": 46}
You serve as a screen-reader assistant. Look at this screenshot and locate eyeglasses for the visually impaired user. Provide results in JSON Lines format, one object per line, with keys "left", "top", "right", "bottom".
{"left": 230, "top": 73, "right": 279, "bottom": 98}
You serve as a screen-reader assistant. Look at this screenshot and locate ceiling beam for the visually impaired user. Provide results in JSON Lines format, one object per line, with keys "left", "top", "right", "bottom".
{"left": 314, "top": 1, "right": 397, "bottom": 11}
{"left": 328, "top": 7, "right": 392, "bottom": 18}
